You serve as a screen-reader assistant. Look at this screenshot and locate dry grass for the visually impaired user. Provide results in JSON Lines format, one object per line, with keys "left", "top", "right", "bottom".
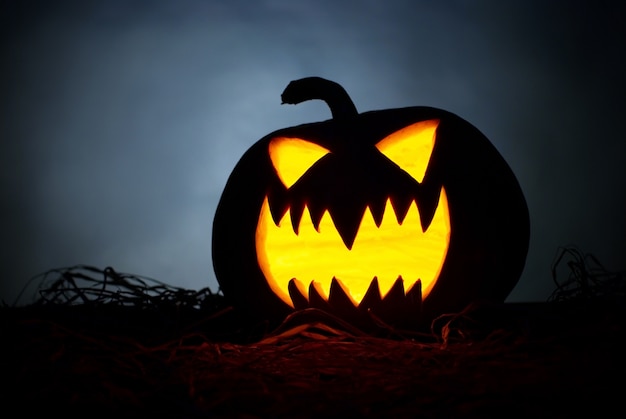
{"left": 2, "top": 249, "right": 625, "bottom": 417}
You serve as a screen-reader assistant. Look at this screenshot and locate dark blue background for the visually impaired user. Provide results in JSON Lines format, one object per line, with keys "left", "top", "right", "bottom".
{"left": 2, "top": 0, "right": 624, "bottom": 304}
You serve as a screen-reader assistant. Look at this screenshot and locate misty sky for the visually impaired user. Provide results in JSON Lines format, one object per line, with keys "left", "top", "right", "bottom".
{"left": 2, "top": 0, "right": 625, "bottom": 305}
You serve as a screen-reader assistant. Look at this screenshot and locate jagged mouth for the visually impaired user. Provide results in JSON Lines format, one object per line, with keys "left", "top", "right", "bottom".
{"left": 255, "top": 187, "right": 451, "bottom": 308}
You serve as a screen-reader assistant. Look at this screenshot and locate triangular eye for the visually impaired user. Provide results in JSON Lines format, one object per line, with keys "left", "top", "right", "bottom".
{"left": 375, "top": 120, "right": 439, "bottom": 183}
{"left": 269, "top": 137, "right": 330, "bottom": 188}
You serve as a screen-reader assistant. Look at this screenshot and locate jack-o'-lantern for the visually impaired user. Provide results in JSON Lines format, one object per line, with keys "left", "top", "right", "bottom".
{"left": 212, "top": 77, "right": 529, "bottom": 329}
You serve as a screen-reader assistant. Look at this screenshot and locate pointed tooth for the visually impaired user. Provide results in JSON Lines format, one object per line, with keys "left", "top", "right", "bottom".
{"left": 308, "top": 281, "right": 330, "bottom": 309}
{"left": 268, "top": 193, "right": 288, "bottom": 226}
{"left": 329, "top": 200, "right": 367, "bottom": 250}
{"left": 289, "top": 201, "right": 305, "bottom": 234}
{"left": 328, "top": 277, "right": 357, "bottom": 309}
{"left": 307, "top": 200, "right": 326, "bottom": 232}
{"left": 390, "top": 194, "right": 413, "bottom": 224}
{"left": 383, "top": 276, "right": 406, "bottom": 302}
{"left": 364, "top": 184, "right": 390, "bottom": 228}
{"left": 405, "top": 279, "right": 422, "bottom": 305}
{"left": 288, "top": 278, "right": 309, "bottom": 310}
{"left": 359, "top": 277, "right": 382, "bottom": 310}
{"left": 415, "top": 184, "right": 441, "bottom": 232}
{"left": 369, "top": 198, "right": 387, "bottom": 228}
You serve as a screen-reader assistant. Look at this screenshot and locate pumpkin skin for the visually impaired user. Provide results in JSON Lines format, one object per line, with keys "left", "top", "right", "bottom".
{"left": 212, "top": 77, "right": 530, "bottom": 328}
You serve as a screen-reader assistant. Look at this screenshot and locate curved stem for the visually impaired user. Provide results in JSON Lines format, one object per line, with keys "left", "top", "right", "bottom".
{"left": 281, "top": 77, "right": 358, "bottom": 120}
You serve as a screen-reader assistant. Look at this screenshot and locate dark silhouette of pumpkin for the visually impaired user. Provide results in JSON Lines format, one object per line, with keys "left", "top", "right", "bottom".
{"left": 212, "top": 77, "right": 529, "bottom": 329}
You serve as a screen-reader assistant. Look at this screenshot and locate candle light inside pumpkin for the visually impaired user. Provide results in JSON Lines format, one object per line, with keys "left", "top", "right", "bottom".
{"left": 256, "top": 189, "right": 450, "bottom": 307}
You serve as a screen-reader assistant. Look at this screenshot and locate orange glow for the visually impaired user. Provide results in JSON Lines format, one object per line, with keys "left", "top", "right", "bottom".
{"left": 256, "top": 119, "right": 449, "bottom": 308}
{"left": 269, "top": 137, "right": 329, "bottom": 188}
{"left": 256, "top": 189, "right": 450, "bottom": 307}
{"left": 375, "top": 119, "right": 439, "bottom": 183}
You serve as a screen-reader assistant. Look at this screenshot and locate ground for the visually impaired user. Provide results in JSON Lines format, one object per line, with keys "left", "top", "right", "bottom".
{"left": 2, "top": 294, "right": 624, "bottom": 417}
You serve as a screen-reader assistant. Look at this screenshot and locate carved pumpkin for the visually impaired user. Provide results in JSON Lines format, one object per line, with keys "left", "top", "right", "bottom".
{"left": 212, "top": 77, "right": 529, "bottom": 328}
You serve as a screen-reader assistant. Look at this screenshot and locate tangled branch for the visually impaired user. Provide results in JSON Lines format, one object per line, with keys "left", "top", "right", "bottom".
{"left": 548, "top": 246, "right": 625, "bottom": 302}
{"left": 14, "top": 264, "right": 223, "bottom": 311}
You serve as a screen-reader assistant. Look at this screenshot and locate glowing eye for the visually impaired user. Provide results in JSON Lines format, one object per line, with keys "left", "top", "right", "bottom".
{"left": 375, "top": 120, "right": 439, "bottom": 183}
{"left": 269, "top": 137, "right": 330, "bottom": 188}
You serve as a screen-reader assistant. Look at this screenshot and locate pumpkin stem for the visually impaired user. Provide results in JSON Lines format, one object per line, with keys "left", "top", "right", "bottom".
{"left": 281, "top": 77, "right": 358, "bottom": 119}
